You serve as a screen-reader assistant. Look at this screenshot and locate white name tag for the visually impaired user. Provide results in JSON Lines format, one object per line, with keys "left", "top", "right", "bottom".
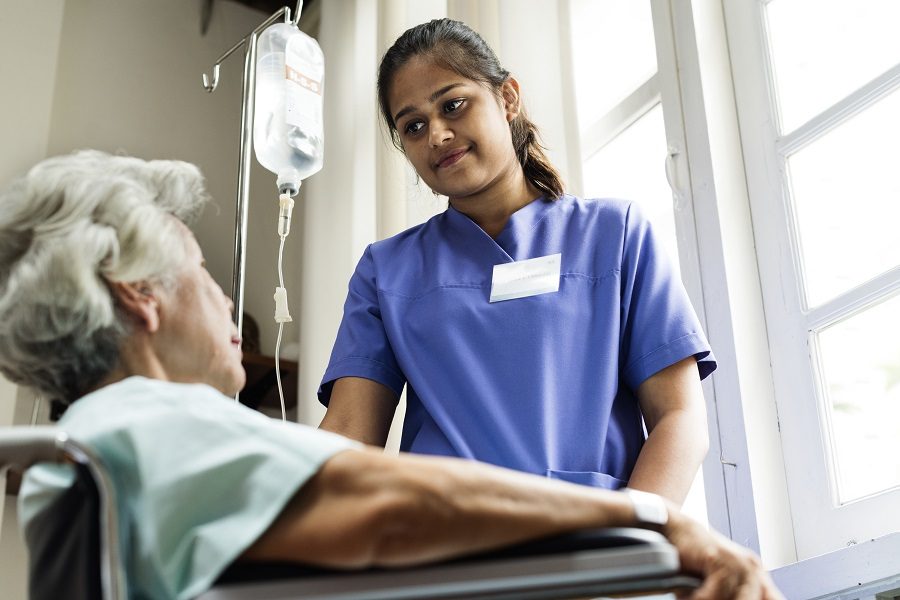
{"left": 489, "top": 253, "right": 561, "bottom": 303}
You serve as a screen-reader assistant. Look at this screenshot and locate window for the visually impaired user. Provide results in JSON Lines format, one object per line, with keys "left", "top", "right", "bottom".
{"left": 568, "top": 0, "right": 677, "bottom": 261}
{"left": 727, "top": 0, "right": 900, "bottom": 559}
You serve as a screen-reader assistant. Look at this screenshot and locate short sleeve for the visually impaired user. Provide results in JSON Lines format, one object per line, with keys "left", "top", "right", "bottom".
{"left": 318, "top": 245, "right": 406, "bottom": 405}
{"left": 19, "top": 382, "right": 360, "bottom": 600}
{"left": 619, "top": 203, "right": 716, "bottom": 390}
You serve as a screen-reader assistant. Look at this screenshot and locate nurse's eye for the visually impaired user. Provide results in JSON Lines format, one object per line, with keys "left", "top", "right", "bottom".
{"left": 444, "top": 98, "right": 465, "bottom": 113}
{"left": 403, "top": 120, "right": 425, "bottom": 135}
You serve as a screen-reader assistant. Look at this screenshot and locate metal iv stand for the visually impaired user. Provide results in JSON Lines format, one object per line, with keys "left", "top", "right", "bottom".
{"left": 201, "top": 1, "right": 304, "bottom": 340}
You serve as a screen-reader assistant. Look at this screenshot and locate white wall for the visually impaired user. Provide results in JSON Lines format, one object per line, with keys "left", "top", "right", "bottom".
{"left": 41, "top": 0, "right": 299, "bottom": 355}
{"left": 0, "top": 390, "right": 46, "bottom": 600}
{"left": 0, "top": 0, "right": 68, "bottom": 582}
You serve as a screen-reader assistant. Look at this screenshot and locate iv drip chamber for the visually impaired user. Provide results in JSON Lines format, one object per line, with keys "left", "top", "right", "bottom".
{"left": 253, "top": 22, "right": 325, "bottom": 195}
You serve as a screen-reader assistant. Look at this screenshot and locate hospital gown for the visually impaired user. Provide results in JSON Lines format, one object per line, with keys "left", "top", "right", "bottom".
{"left": 18, "top": 376, "right": 358, "bottom": 600}
{"left": 320, "top": 195, "right": 715, "bottom": 489}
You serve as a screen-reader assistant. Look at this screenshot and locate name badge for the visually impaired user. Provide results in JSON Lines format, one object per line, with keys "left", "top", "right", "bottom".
{"left": 489, "top": 253, "right": 561, "bottom": 303}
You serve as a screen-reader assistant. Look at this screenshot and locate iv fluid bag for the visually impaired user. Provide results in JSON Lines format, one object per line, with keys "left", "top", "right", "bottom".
{"left": 254, "top": 22, "right": 325, "bottom": 193}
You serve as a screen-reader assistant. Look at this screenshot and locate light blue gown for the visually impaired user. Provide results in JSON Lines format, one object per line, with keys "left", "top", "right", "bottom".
{"left": 19, "top": 376, "right": 358, "bottom": 600}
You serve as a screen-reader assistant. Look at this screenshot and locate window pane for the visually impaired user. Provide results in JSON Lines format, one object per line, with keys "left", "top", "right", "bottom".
{"left": 682, "top": 471, "right": 709, "bottom": 529}
{"left": 570, "top": 0, "right": 657, "bottom": 128}
{"left": 766, "top": 0, "right": 900, "bottom": 133}
{"left": 818, "top": 294, "right": 900, "bottom": 503}
{"left": 788, "top": 87, "right": 900, "bottom": 307}
{"left": 583, "top": 104, "right": 680, "bottom": 273}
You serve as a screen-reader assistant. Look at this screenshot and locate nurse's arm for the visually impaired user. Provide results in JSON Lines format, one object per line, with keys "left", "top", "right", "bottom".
{"left": 318, "top": 376, "right": 398, "bottom": 446}
{"left": 628, "top": 356, "right": 710, "bottom": 505}
{"left": 240, "top": 446, "right": 782, "bottom": 599}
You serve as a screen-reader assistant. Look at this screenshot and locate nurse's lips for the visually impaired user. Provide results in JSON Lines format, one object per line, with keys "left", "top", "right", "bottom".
{"left": 435, "top": 147, "right": 468, "bottom": 169}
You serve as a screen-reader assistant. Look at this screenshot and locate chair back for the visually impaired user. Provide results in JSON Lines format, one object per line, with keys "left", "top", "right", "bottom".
{"left": 25, "top": 463, "right": 103, "bottom": 599}
{"left": 0, "top": 426, "right": 125, "bottom": 600}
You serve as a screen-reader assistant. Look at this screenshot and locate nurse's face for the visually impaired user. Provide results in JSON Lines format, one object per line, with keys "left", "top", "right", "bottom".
{"left": 154, "top": 222, "right": 246, "bottom": 396}
{"left": 388, "top": 57, "right": 521, "bottom": 201}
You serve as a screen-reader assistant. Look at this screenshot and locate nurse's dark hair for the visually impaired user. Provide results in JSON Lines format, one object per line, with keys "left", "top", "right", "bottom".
{"left": 378, "top": 18, "right": 565, "bottom": 199}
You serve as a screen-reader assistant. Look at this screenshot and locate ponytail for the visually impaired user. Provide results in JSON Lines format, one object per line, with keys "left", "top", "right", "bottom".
{"left": 509, "top": 110, "right": 565, "bottom": 199}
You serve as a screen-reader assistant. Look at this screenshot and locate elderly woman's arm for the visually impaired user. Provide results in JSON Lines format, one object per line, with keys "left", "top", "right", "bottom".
{"left": 242, "top": 447, "right": 781, "bottom": 599}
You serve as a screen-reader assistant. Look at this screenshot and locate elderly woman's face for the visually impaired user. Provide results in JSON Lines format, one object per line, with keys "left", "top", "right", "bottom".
{"left": 153, "top": 221, "right": 246, "bottom": 396}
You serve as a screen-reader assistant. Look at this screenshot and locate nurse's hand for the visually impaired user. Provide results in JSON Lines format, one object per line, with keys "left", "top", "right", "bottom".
{"left": 663, "top": 507, "right": 783, "bottom": 600}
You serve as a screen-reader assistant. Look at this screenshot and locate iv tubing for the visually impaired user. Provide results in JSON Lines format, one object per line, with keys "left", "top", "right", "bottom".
{"left": 274, "top": 235, "right": 288, "bottom": 422}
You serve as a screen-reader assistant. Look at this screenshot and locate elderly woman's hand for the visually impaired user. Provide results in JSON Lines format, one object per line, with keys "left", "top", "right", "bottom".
{"left": 663, "top": 505, "right": 784, "bottom": 600}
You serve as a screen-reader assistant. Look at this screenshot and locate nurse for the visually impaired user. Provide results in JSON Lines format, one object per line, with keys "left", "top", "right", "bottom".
{"left": 318, "top": 18, "right": 715, "bottom": 504}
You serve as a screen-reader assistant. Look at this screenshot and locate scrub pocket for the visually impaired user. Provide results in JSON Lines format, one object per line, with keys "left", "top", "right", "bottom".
{"left": 546, "top": 469, "right": 627, "bottom": 490}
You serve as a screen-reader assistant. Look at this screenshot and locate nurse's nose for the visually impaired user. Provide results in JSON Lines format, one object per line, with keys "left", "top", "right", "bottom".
{"left": 429, "top": 119, "right": 454, "bottom": 148}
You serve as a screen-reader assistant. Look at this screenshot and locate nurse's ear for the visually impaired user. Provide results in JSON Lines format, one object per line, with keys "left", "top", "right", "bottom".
{"left": 110, "top": 280, "right": 162, "bottom": 333}
{"left": 500, "top": 77, "right": 522, "bottom": 123}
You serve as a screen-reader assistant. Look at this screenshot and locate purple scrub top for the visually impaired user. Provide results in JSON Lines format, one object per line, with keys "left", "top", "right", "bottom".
{"left": 319, "top": 195, "right": 715, "bottom": 489}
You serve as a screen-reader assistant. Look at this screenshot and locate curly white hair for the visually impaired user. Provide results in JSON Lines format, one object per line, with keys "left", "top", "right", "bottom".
{"left": 0, "top": 150, "right": 209, "bottom": 403}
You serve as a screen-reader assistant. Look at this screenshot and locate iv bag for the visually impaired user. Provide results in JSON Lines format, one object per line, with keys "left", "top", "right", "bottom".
{"left": 253, "top": 22, "right": 325, "bottom": 194}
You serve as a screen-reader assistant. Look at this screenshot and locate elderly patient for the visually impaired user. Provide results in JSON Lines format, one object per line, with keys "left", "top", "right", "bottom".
{"left": 0, "top": 151, "right": 781, "bottom": 600}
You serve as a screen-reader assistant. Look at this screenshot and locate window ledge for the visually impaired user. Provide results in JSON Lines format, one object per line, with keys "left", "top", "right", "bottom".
{"left": 772, "top": 533, "right": 900, "bottom": 599}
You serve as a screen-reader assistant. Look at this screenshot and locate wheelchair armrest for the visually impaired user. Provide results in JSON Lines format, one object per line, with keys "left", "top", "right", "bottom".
{"left": 216, "top": 527, "right": 669, "bottom": 582}
{"left": 0, "top": 426, "right": 64, "bottom": 471}
{"left": 205, "top": 527, "right": 699, "bottom": 600}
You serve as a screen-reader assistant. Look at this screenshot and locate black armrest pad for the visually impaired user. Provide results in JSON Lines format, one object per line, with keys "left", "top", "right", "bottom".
{"left": 217, "top": 527, "right": 667, "bottom": 584}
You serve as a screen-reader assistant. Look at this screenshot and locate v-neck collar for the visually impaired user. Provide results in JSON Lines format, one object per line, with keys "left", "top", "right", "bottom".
{"left": 445, "top": 197, "right": 557, "bottom": 262}
{"left": 446, "top": 204, "right": 513, "bottom": 262}
{"left": 494, "top": 196, "right": 555, "bottom": 259}
{"left": 447, "top": 196, "right": 559, "bottom": 262}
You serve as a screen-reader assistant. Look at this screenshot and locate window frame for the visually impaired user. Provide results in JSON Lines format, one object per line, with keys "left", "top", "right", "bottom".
{"left": 562, "top": 0, "right": 900, "bottom": 593}
{"left": 725, "top": 0, "right": 900, "bottom": 562}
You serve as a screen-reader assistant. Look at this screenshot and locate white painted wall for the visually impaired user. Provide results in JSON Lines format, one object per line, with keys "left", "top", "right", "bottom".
{"left": 0, "top": 378, "right": 17, "bottom": 542}
{"left": 0, "top": 0, "right": 66, "bottom": 183}
{"left": 0, "top": 389, "right": 45, "bottom": 600}
{"left": 41, "top": 0, "right": 299, "bottom": 355}
{"left": 0, "top": 0, "right": 67, "bottom": 587}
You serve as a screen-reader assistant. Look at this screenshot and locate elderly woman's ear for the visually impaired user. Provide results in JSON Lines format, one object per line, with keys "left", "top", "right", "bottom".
{"left": 111, "top": 281, "right": 161, "bottom": 333}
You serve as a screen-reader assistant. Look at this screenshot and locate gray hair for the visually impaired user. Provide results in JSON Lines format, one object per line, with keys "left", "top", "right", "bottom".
{"left": 0, "top": 150, "right": 209, "bottom": 404}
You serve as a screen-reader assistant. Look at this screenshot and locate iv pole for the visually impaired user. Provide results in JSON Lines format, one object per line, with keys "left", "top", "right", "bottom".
{"left": 201, "top": 1, "right": 304, "bottom": 339}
